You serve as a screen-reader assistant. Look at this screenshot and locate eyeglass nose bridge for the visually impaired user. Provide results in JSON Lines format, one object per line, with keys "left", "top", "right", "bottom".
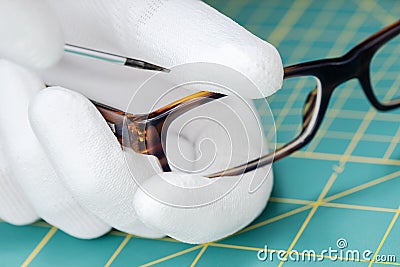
{"left": 123, "top": 115, "right": 172, "bottom": 172}
{"left": 330, "top": 51, "right": 400, "bottom": 111}
{"left": 123, "top": 92, "right": 225, "bottom": 173}
{"left": 285, "top": 53, "right": 375, "bottom": 109}
{"left": 308, "top": 56, "right": 369, "bottom": 90}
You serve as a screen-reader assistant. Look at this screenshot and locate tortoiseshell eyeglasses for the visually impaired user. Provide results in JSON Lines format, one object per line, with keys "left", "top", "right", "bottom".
{"left": 65, "top": 20, "right": 400, "bottom": 178}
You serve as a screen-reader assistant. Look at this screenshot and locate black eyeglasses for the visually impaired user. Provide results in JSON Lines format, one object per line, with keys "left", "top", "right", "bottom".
{"left": 67, "top": 20, "right": 400, "bottom": 178}
{"left": 208, "top": 19, "right": 400, "bottom": 177}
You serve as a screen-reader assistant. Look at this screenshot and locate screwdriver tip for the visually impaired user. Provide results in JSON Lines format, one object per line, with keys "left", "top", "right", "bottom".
{"left": 125, "top": 58, "right": 170, "bottom": 73}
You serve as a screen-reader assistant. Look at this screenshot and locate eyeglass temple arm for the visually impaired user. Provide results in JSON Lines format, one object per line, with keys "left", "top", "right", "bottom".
{"left": 64, "top": 44, "right": 170, "bottom": 73}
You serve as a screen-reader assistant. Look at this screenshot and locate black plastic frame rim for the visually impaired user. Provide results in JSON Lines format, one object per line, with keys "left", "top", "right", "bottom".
{"left": 209, "top": 19, "right": 400, "bottom": 177}
{"left": 281, "top": 19, "right": 400, "bottom": 154}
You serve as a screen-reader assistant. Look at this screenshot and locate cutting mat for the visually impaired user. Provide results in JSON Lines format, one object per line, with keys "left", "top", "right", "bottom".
{"left": 1, "top": 0, "right": 399, "bottom": 266}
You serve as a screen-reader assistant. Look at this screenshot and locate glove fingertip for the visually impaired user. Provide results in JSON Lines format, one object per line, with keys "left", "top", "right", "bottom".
{"left": 0, "top": 0, "right": 64, "bottom": 69}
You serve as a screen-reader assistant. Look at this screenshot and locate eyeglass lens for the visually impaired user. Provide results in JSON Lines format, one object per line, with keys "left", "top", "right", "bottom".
{"left": 370, "top": 34, "right": 400, "bottom": 104}
{"left": 266, "top": 76, "right": 320, "bottom": 148}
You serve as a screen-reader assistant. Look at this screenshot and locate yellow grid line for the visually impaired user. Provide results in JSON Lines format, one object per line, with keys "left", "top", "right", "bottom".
{"left": 103, "top": 3, "right": 330, "bottom": 266}
{"left": 136, "top": 2, "right": 398, "bottom": 264}
{"left": 276, "top": 126, "right": 397, "bottom": 143}
{"left": 320, "top": 202, "right": 398, "bottom": 213}
{"left": 21, "top": 227, "right": 57, "bottom": 267}
{"left": 341, "top": 110, "right": 400, "bottom": 122}
{"left": 27, "top": 169, "right": 400, "bottom": 248}
{"left": 234, "top": 204, "right": 313, "bottom": 236}
{"left": 358, "top": 0, "right": 397, "bottom": 24}
{"left": 277, "top": 109, "right": 384, "bottom": 266}
{"left": 11, "top": 2, "right": 397, "bottom": 264}
{"left": 238, "top": 106, "right": 397, "bottom": 262}
{"left": 375, "top": 262, "right": 400, "bottom": 266}
{"left": 371, "top": 25, "right": 400, "bottom": 160}
{"left": 209, "top": 242, "right": 263, "bottom": 252}
{"left": 276, "top": 173, "right": 338, "bottom": 266}
{"left": 316, "top": 130, "right": 394, "bottom": 143}
{"left": 383, "top": 122, "right": 400, "bottom": 159}
{"left": 302, "top": 18, "right": 386, "bottom": 152}
{"left": 282, "top": 0, "right": 341, "bottom": 60}
{"left": 322, "top": 108, "right": 399, "bottom": 122}
{"left": 273, "top": 116, "right": 399, "bottom": 140}
{"left": 292, "top": 151, "right": 400, "bottom": 166}
{"left": 22, "top": 163, "right": 400, "bottom": 266}
{"left": 190, "top": 244, "right": 209, "bottom": 267}
{"left": 269, "top": 197, "right": 312, "bottom": 205}
{"left": 138, "top": 245, "right": 203, "bottom": 267}
{"left": 270, "top": 197, "right": 399, "bottom": 213}
{"left": 104, "top": 234, "right": 132, "bottom": 267}
{"left": 140, "top": 2, "right": 315, "bottom": 267}
{"left": 368, "top": 207, "right": 400, "bottom": 267}
{"left": 31, "top": 221, "right": 52, "bottom": 228}
{"left": 305, "top": 88, "right": 358, "bottom": 152}
{"left": 276, "top": 10, "right": 378, "bottom": 262}
{"left": 384, "top": 126, "right": 400, "bottom": 159}
{"left": 23, "top": 171, "right": 398, "bottom": 265}
{"left": 267, "top": 78, "right": 308, "bottom": 141}
{"left": 28, "top": 171, "right": 400, "bottom": 255}
{"left": 324, "top": 170, "right": 400, "bottom": 203}
{"left": 267, "top": 0, "right": 339, "bottom": 142}
{"left": 267, "top": 0, "right": 313, "bottom": 46}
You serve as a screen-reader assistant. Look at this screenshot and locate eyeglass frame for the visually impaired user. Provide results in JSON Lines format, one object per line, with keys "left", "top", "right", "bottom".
{"left": 90, "top": 20, "right": 400, "bottom": 178}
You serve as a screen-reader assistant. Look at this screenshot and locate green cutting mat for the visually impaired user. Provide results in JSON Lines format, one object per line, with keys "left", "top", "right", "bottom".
{"left": 2, "top": 0, "right": 399, "bottom": 266}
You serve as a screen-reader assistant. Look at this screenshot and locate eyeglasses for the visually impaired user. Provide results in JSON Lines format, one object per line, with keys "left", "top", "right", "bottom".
{"left": 257, "top": 19, "right": 400, "bottom": 175}
{"left": 65, "top": 20, "right": 400, "bottom": 178}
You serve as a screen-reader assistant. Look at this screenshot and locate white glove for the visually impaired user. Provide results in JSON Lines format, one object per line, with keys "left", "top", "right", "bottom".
{"left": 0, "top": 0, "right": 283, "bottom": 244}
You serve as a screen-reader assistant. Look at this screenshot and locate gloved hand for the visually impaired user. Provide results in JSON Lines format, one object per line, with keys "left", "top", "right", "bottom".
{"left": 0, "top": 0, "right": 283, "bottom": 244}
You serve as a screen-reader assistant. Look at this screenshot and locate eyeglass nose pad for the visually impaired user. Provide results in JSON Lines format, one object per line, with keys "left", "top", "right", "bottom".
{"left": 302, "top": 87, "right": 318, "bottom": 128}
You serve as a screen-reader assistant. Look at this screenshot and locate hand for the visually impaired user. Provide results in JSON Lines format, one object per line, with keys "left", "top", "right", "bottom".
{"left": 0, "top": 0, "right": 283, "bottom": 243}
